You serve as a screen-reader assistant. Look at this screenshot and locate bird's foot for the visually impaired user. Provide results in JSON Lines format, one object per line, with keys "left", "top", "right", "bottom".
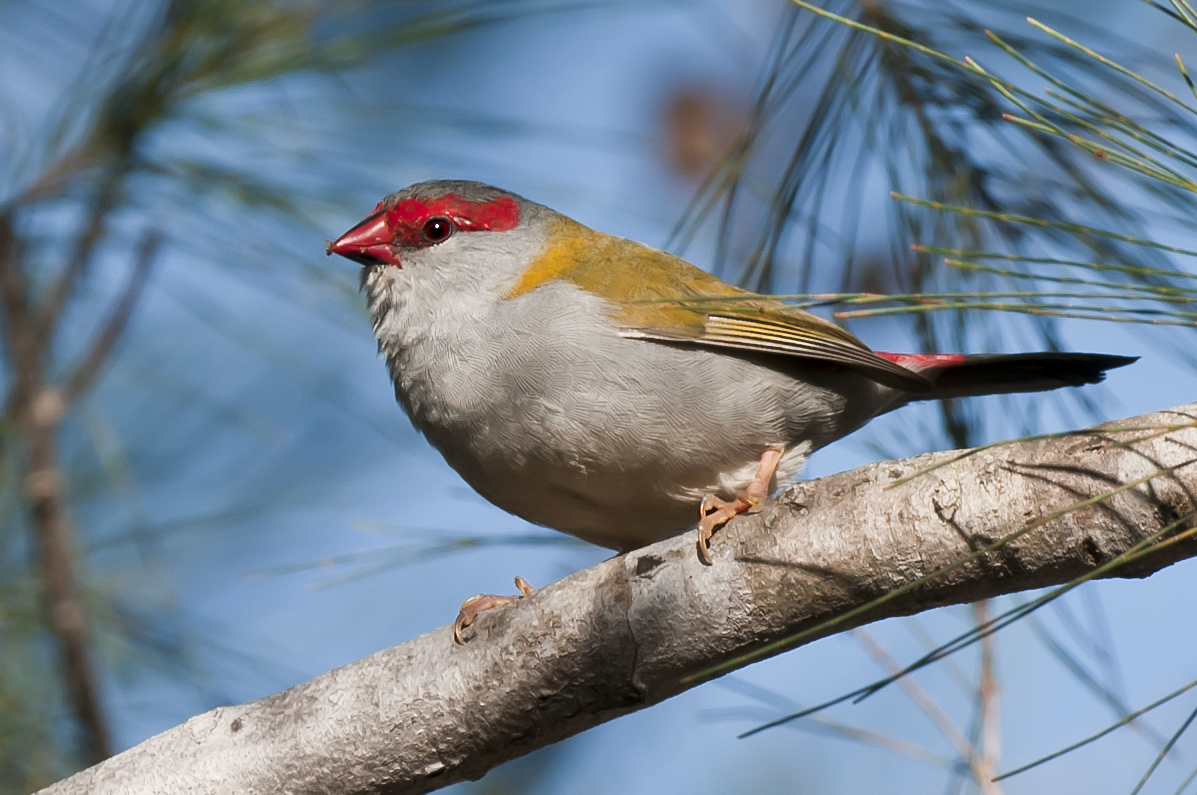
{"left": 697, "top": 494, "right": 753, "bottom": 565}
{"left": 453, "top": 576, "right": 535, "bottom": 644}
{"left": 696, "top": 444, "right": 784, "bottom": 565}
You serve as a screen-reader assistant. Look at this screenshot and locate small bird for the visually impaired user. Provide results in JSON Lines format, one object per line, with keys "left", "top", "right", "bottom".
{"left": 329, "top": 180, "right": 1134, "bottom": 639}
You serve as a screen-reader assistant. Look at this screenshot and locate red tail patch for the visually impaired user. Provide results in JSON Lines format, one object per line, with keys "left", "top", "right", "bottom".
{"left": 876, "top": 352, "right": 967, "bottom": 369}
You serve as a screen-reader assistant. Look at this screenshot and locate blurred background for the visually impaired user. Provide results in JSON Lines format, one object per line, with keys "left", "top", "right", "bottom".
{"left": 3, "top": 0, "right": 1197, "bottom": 793}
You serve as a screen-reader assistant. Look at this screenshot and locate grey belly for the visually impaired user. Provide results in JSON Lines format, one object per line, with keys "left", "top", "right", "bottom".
{"left": 397, "top": 285, "right": 880, "bottom": 551}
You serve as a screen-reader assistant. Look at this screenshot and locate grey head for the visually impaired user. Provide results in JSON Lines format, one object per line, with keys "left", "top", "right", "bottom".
{"left": 329, "top": 180, "right": 557, "bottom": 318}
{"left": 327, "top": 181, "right": 570, "bottom": 406}
{"left": 386, "top": 179, "right": 520, "bottom": 204}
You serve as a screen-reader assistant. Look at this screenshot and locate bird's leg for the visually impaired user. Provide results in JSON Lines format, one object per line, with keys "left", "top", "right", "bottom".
{"left": 696, "top": 444, "right": 784, "bottom": 565}
{"left": 453, "top": 576, "right": 535, "bottom": 644}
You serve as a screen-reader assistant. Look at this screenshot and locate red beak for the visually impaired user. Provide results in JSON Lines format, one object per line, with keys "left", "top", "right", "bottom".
{"left": 326, "top": 212, "right": 403, "bottom": 267}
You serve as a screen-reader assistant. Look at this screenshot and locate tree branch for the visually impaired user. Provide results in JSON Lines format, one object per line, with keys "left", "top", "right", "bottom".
{"left": 39, "top": 403, "right": 1197, "bottom": 795}
{"left": 0, "top": 214, "right": 112, "bottom": 762}
{"left": 27, "top": 386, "right": 112, "bottom": 763}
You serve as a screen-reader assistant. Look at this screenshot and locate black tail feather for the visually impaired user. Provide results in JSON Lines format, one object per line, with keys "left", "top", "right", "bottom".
{"left": 919, "top": 352, "right": 1137, "bottom": 401}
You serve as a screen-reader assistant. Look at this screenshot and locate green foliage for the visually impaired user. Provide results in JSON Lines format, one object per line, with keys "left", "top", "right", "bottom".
{"left": 681, "top": 0, "right": 1197, "bottom": 450}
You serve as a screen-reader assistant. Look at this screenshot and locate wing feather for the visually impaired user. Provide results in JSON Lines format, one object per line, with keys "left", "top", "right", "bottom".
{"left": 622, "top": 313, "right": 931, "bottom": 391}
{"left": 515, "top": 218, "right": 930, "bottom": 391}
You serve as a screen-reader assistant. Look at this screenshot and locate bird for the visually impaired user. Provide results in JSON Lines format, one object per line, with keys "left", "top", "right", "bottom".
{"left": 327, "top": 179, "right": 1135, "bottom": 640}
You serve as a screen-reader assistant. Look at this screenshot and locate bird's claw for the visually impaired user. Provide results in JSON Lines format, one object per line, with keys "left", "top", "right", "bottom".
{"left": 695, "top": 444, "right": 785, "bottom": 565}
{"left": 453, "top": 576, "right": 535, "bottom": 644}
{"left": 696, "top": 494, "right": 752, "bottom": 566}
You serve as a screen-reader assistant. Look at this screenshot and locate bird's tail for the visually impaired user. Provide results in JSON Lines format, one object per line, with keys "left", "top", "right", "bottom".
{"left": 877, "top": 352, "right": 1138, "bottom": 401}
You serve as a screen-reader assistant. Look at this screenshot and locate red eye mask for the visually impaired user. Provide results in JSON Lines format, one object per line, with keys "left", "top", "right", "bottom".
{"left": 327, "top": 194, "right": 520, "bottom": 267}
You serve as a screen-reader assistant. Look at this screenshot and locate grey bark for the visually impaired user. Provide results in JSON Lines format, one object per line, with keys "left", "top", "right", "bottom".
{"left": 40, "top": 403, "right": 1197, "bottom": 795}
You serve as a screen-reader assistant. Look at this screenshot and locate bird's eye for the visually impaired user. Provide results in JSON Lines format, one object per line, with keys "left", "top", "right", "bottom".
{"left": 422, "top": 217, "right": 454, "bottom": 244}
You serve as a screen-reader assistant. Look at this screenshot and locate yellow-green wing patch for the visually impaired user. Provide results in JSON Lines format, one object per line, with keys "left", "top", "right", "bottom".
{"left": 510, "top": 217, "right": 930, "bottom": 391}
